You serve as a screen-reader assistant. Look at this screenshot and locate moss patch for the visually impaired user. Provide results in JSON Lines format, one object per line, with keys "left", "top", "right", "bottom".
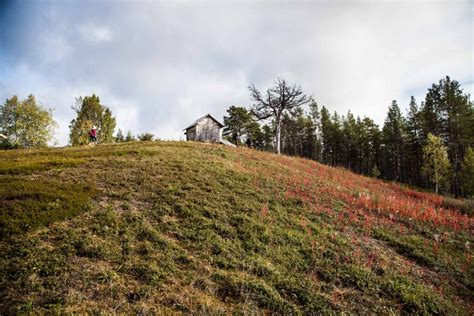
{"left": 0, "top": 177, "right": 95, "bottom": 239}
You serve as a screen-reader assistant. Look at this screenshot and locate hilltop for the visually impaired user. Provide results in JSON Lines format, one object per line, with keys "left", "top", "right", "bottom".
{"left": 0, "top": 141, "right": 472, "bottom": 314}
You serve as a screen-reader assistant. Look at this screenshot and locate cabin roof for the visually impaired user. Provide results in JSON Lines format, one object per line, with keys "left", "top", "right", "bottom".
{"left": 183, "top": 114, "right": 224, "bottom": 131}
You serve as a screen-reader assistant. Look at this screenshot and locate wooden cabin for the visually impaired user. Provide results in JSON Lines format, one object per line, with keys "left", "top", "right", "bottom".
{"left": 184, "top": 114, "right": 224, "bottom": 143}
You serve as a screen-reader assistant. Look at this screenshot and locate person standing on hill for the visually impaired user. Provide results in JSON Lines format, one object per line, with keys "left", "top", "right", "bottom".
{"left": 89, "top": 126, "right": 97, "bottom": 143}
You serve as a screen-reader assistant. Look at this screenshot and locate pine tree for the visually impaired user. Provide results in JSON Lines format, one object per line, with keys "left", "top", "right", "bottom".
{"left": 360, "top": 117, "right": 380, "bottom": 175}
{"left": 331, "top": 112, "right": 344, "bottom": 166}
{"left": 223, "top": 106, "right": 253, "bottom": 146}
{"left": 320, "top": 106, "right": 333, "bottom": 165}
{"left": 342, "top": 111, "right": 359, "bottom": 171}
{"left": 125, "top": 130, "right": 135, "bottom": 142}
{"left": 421, "top": 85, "right": 443, "bottom": 138}
{"left": 301, "top": 114, "right": 319, "bottom": 160}
{"left": 370, "top": 164, "right": 381, "bottom": 178}
{"left": 405, "top": 96, "right": 423, "bottom": 186}
{"left": 437, "top": 77, "right": 473, "bottom": 196}
{"left": 281, "top": 112, "right": 297, "bottom": 155}
{"left": 245, "top": 121, "right": 264, "bottom": 149}
{"left": 116, "top": 129, "right": 125, "bottom": 142}
{"left": 261, "top": 124, "right": 274, "bottom": 152}
{"left": 382, "top": 100, "right": 406, "bottom": 181}
{"left": 308, "top": 101, "right": 322, "bottom": 161}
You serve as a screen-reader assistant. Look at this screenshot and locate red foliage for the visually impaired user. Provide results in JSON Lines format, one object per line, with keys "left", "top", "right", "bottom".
{"left": 242, "top": 149, "right": 473, "bottom": 234}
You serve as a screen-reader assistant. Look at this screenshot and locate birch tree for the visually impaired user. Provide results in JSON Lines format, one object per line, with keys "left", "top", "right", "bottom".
{"left": 0, "top": 95, "right": 56, "bottom": 148}
{"left": 460, "top": 147, "right": 474, "bottom": 196}
{"left": 69, "top": 95, "right": 116, "bottom": 146}
{"left": 422, "top": 133, "right": 451, "bottom": 194}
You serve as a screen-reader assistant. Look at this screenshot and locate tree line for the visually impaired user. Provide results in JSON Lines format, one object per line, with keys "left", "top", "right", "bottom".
{"left": 1, "top": 76, "right": 473, "bottom": 197}
{"left": 223, "top": 76, "right": 473, "bottom": 197}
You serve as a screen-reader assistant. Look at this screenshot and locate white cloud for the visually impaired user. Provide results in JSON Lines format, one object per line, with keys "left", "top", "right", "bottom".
{"left": 42, "top": 36, "right": 72, "bottom": 62}
{"left": 78, "top": 23, "right": 113, "bottom": 43}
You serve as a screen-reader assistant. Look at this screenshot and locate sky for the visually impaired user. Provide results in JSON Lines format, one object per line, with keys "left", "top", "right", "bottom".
{"left": 0, "top": 0, "right": 472, "bottom": 146}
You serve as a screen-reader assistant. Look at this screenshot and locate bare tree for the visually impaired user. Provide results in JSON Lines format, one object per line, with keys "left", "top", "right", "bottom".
{"left": 249, "top": 78, "right": 311, "bottom": 154}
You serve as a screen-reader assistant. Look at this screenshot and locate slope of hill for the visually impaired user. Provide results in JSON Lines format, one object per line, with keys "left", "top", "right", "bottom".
{"left": 0, "top": 141, "right": 472, "bottom": 314}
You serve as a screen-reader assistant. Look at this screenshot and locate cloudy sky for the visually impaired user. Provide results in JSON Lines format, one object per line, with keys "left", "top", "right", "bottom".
{"left": 0, "top": 0, "right": 472, "bottom": 145}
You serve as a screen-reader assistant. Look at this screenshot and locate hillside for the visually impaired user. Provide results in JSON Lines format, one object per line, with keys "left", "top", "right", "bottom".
{"left": 0, "top": 141, "right": 472, "bottom": 314}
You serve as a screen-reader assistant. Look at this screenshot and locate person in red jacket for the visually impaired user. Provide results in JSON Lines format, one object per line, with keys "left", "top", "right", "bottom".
{"left": 89, "top": 126, "right": 97, "bottom": 143}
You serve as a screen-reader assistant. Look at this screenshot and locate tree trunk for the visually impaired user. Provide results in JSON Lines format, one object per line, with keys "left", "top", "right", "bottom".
{"left": 453, "top": 148, "right": 460, "bottom": 198}
{"left": 396, "top": 144, "right": 401, "bottom": 181}
{"left": 275, "top": 119, "right": 281, "bottom": 154}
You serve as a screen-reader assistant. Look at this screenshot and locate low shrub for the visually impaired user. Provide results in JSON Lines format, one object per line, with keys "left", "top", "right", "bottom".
{"left": 441, "top": 197, "right": 474, "bottom": 215}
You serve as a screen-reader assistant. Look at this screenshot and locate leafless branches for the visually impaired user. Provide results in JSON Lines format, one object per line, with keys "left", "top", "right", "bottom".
{"left": 248, "top": 78, "right": 312, "bottom": 153}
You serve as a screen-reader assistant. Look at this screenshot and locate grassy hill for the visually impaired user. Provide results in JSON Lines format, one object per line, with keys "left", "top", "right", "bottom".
{"left": 0, "top": 141, "right": 472, "bottom": 314}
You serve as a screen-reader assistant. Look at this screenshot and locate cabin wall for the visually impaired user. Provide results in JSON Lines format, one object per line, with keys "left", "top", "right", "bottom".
{"left": 195, "top": 117, "right": 220, "bottom": 143}
{"left": 186, "top": 127, "right": 196, "bottom": 141}
{"left": 185, "top": 116, "right": 222, "bottom": 143}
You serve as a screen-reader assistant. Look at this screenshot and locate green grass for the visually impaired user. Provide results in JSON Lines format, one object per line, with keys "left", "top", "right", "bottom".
{"left": 0, "top": 141, "right": 472, "bottom": 314}
{"left": 0, "top": 177, "right": 95, "bottom": 239}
